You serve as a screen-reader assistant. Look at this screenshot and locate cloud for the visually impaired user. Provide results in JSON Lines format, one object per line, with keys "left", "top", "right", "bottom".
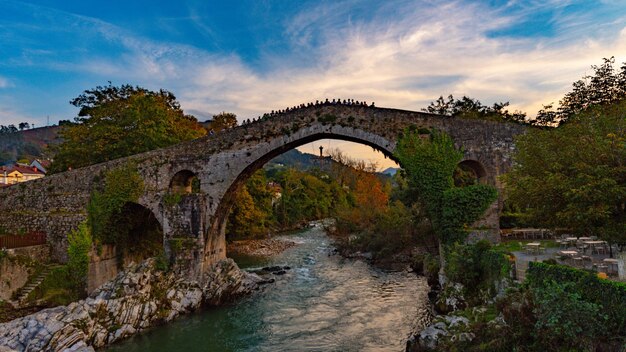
{"left": 3, "top": 0, "right": 626, "bottom": 127}
{"left": 0, "top": 76, "right": 10, "bottom": 88}
{"left": 125, "top": 0, "right": 625, "bottom": 120}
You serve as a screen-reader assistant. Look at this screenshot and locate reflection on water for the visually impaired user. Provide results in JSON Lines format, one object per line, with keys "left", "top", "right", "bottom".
{"left": 108, "top": 227, "right": 431, "bottom": 352}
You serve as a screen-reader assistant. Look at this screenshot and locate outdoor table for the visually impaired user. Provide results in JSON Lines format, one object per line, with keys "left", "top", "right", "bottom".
{"left": 578, "top": 237, "right": 591, "bottom": 241}
{"left": 559, "top": 250, "right": 578, "bottom": 257}
{"left": 584, "top": 241, "right": 607, "bottom": 254}
{"left": 526, "top": 242, "right": 541, "bottom": 253}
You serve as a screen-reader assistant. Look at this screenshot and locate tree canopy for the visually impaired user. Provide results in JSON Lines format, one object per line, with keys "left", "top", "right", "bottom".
{"left": 48, "top": 84, "right": 206, "bottom": 173}
{"left": 536, "top": 57, "right": 626, "bottom": 125}
{"left": 207, "top": 112, "right": 238, "bottom": 133}
{"left": 423, "top": 95, "right": 527, "bottom": 124}
{"left": 505, "top": 101, "right": 626, "bottom": 244}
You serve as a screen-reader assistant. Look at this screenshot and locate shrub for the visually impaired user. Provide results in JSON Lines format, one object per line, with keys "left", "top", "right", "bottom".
{"left": 526, "top": 262, "right": 626, "bottom": 341}
{"left": 532, "top": 280, "right": 607, "bottom": 350}
{"left": 445, "top": 241, "right": 511, "bottom": 304}
{"left": 67, "top": 221, "right": 92, "bottom": 294}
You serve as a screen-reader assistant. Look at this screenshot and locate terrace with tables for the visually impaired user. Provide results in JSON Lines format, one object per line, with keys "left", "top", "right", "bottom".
{"left": 498, "top": 229, "right": 624, "bottom": 282}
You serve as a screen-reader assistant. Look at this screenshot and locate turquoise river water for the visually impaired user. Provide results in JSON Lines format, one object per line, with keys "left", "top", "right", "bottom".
{"left": 107, "top": 226, "right": 431, "bottom": 352}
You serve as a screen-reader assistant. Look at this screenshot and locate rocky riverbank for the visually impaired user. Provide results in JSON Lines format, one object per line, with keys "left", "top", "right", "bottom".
{"left": 228, "top": 237, "right": 297, "bottom": 257}
{"left": 0, "top": 258, "right": 260, "bottom": 351}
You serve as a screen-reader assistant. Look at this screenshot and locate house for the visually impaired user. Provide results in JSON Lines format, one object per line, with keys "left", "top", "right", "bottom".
{"left": 30, "top": 159, "right": 51, "bottom": 173}
{"left": 0, "top": 164, "right": 45, "bottom": 185}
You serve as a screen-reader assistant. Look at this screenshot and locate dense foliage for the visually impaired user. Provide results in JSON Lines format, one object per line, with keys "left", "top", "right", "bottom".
{"left": 227, "top": 170, "right": 275, "bottom": 239}
{"left": 227, "top": 167, "right": 350, "bottom": 240}
{"left": 49, "top": 84, "right": 205, "bottom": 173}
{"left": 445, "top": 241, "right": 511, "bottom": 304}
{"left": 536, "top": 57, "right": 626, "bottom": 125}
{"left": 506, "top": 101, "right": 626, "bottom": 245}
{"left": 395, "top": 129, "right": 497, "bottom": 245}
{"left": 525, "top": 262, "right": 625, "bottom": 339}
{"left": 423, "top": 95, "right": 526, "bottom": 123}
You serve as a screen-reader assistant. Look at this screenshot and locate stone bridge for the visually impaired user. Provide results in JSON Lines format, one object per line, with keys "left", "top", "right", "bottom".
{"left": 0, "top": 104, "right": 525, "bottom": 281}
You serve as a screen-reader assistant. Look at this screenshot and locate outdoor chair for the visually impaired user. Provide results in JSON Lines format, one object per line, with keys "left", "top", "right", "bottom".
{"left": 572, "top": 257, "right": 584, "bottom": 267}
{"left": 594, "top": 246, "right": 607, "bottom": 255}
{"left": 581, "top": 255, "right": 592, "bottom": 269}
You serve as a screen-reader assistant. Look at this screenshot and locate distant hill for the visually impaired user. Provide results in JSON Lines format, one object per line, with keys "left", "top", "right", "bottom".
{"left": 0, "top": 126, "right": 59, "bottom": 165}
{"left": 266, "top": 149, "right": 394, "bottom": 181}
{"left": 381, "top": 167, "right": 399, "bottom": 176}
{"left": 266, "top": 149, "right": 327, "bottom": 170}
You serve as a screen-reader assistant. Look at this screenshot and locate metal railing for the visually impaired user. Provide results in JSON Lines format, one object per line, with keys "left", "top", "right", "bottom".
{"left": 0, "top": 232, "right": 47, "bottom": 249}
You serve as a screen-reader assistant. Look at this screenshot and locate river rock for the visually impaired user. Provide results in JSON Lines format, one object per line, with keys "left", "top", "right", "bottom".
{"left": 0, "top": 258, "right": 258, "bottom": 351}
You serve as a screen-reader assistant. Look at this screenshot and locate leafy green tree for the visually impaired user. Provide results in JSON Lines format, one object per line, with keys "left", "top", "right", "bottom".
{"left": 227, "top": 184, "right": 271, "bottom": 240}
{"left": 506, "top": 101, "right": 626, "bottom": 248}
{"left": 535, "top": 57, "right": 626, "bottom": 125}
{"left": 424, "top": 94, "right": 526, "bottom": 123}
{"left": 48, "top": 84, "right": 206, "bottom": 173}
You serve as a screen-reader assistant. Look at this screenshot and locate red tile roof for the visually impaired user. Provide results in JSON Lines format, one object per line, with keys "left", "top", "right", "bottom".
{"left": 5, "top": 165, "right": 45, "bottom": 175}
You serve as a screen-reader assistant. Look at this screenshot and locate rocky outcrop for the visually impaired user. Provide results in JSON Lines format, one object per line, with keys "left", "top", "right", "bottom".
{"left": 0, "top": 258, "right": 258, "bottom": 351}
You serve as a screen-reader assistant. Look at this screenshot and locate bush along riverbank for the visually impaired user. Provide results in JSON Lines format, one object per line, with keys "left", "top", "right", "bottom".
{"left": 0, "top": 258, "right": 262, "bottom": 351}
{"left": 406, "top": 242, "right": 626, "bottom": 352}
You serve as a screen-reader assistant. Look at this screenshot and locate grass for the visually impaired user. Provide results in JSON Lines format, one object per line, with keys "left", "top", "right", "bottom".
{"left": 493, "top": 239, "right": 560, "bottom": 253}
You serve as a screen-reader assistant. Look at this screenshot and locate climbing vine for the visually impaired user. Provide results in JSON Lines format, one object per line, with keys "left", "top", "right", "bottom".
{"left": 394, "top": 128, "right": 497, "bottom": 245}
{"left": 87, "top": 162, "right": 144, "bottom": 246}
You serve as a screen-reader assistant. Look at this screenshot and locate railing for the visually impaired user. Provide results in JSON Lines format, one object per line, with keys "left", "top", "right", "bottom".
{"left": 0, "top": 232, "right": 47, "bottom": 249}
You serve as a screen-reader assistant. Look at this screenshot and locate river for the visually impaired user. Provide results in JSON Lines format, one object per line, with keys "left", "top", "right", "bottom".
{"left": 107, "top": 226, "right": 431, "bottom": 352}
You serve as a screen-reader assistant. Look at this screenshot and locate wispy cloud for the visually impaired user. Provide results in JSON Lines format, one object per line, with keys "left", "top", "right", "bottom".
{"left": 0, "top": 76, "right": 9, "bottom": 88}
{"left": 1, "top": 0, "right": 626, "bottom": 126}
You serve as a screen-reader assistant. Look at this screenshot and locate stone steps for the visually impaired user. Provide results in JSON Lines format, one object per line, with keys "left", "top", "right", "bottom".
{"left": 15, "top": 264, "right": 62, "bottom": 304}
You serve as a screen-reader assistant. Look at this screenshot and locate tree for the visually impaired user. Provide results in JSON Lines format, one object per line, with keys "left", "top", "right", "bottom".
{"left": 423, "top": 94, "right": 527, "bottom": 123}
{"left": 227, "top": 184, "right": 270, "bottom": 240}
{"left": 208, "top": 112, "right": 238, "bottom": 132}
{"left": 506, "top": 101, "right": 626, "bottom": 249}
{"left": 48, "top": 84, "right": 206, "bottom": 173}
{"left": 535, "top": 57, "right": 626, "bottom": 125}
{"left": 18, "top": 122, "right": 30, "bottom": 131}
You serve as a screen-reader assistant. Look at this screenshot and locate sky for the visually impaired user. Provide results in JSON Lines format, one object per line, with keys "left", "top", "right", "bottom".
{"left": 1, "top": 0, "right": 626, "bottom": 169}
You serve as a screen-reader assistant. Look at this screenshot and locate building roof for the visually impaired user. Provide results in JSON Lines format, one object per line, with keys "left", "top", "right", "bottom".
{"left": 5, "top": 165, "right": 45, "bottom": 175}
